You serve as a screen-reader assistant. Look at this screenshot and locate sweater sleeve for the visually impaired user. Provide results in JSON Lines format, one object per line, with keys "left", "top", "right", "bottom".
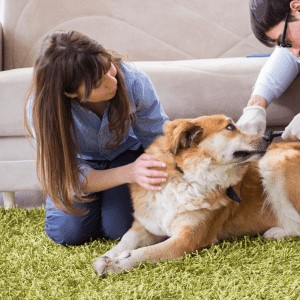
{"left": 252, "top": 46, "right": 300, "bottom": 103}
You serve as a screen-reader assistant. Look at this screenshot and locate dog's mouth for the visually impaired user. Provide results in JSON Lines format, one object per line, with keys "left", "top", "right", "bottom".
{"left": 233, "top": 150, "right": 266, "bottom": 161}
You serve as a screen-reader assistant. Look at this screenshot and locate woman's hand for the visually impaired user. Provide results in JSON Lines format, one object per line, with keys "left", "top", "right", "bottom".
{"left": 282, "top": 113, "right": 300, "bottom": 141}
{"left": 128, "top": 153, "right": 168, "bottom": 191}
{"left": 236, "top": 105, "right": 266, "bottom": 134}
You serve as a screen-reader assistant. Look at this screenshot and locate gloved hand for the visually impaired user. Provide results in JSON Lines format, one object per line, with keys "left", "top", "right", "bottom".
{"left": 282, "top": 113, "right": 300, "bottom": 141}
{"left": 236, "top": 106, "right": 266, "bottom": 134}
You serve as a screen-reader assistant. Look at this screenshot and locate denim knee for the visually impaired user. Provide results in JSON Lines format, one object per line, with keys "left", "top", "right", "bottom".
{"left": 45, "top": 216, "right": 89, "bottom": 246}
{"left": 102, "top": 216, "right": 133, "bottom": 240}
{"left": 45, "top": 207, "right": 102, "bottom": 246}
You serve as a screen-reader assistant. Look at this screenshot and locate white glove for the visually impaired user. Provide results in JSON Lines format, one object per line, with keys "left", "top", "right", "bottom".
{"left": 282, "top": 113, "right": 300, "bottom": 141}
{"left": 236, "top": 106, "right": 266, "bottom": 134}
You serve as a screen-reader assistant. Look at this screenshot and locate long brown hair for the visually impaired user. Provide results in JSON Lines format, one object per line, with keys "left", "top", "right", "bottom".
{"left": 24, "top": 30, "right": 133, "bottom": 214}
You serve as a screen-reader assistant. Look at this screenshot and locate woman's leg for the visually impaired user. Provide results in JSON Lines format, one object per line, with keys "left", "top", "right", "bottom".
{"left": 44, "top": 147, "right": 143, "bottom": 245}
{"left": 101, "top": 148, "right": 143, "bottom": 240}
{"left": 45, "top": 194, "right": 103, "bottom": 246}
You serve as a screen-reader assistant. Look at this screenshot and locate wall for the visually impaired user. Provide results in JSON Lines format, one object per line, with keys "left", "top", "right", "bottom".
{"left": 0, "top": 0, "right": 3, "bottom": 23}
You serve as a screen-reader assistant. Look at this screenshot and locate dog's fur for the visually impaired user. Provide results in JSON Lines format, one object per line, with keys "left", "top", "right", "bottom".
{"left": 94, "top": 115, "right": 300, "bottom": 276}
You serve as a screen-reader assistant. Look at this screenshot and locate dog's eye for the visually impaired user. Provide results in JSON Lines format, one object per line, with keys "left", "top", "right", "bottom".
{"left": 226, "top": 124, "right": 236, "bottom": 131}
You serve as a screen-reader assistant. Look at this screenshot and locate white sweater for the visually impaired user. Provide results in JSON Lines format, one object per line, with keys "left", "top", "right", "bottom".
{"left": 252, "top": 46, "right": 300, "bottom": 103}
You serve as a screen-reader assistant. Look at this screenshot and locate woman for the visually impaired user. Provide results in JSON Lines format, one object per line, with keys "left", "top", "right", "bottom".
{"left": 25, "top": 30, "right": 168, "bottom": 245}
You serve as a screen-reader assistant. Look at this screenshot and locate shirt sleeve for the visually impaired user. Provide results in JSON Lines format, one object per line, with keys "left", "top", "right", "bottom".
{"left": 252, "top": 46, "right": 300, "bottom": 103}
{"left": 77, "top": 157, "right": 94, "bottom": 184}
{"left": 130, "top": 70, "right": 169, "bottom": 148}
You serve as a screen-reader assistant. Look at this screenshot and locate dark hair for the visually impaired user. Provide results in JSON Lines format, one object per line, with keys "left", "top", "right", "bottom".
{"left": 24, "top": 30, "right": 133, "bottom": 214}
{"left": 250, "top": 0, "right": 293, "bottom": 47}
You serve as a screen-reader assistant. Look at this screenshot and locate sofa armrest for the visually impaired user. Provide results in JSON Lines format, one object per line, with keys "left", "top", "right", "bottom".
{"left": 0, "top": 21, "right": 3, "bottom": 71}
{"left": 0, "top": 67, "right": 33, "bottom": 137}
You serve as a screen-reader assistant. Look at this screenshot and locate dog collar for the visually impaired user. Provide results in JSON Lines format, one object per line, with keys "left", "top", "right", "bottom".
{"left": 226, "top": 186, "right": 241, "bottom": 203}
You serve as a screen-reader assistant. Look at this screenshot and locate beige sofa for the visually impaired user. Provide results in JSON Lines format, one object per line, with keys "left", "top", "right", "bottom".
{"left": 1, "top": 0, "right": 299, "bottom": 208}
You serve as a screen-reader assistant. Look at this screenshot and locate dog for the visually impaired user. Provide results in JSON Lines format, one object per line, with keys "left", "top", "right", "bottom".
{"left": 94, "top": 114, "right": 300, "bottom": 276}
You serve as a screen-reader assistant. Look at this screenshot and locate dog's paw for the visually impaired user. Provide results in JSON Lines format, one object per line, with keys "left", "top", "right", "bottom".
{"left": 93, "top": 251, "right": 135, "bottom": 277}
{"left": 93, "top": 256, "right": 123, "bottom": 277}
{"left": 263, "top": 227, "right": 291, "bottom": 239}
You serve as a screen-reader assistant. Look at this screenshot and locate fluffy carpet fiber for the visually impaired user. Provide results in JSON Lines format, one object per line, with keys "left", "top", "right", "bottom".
{"left": 1, "top": 207, "right": 300, "bottom": 300}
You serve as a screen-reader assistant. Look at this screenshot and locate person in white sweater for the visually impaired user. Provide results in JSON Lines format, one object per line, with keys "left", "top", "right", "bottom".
{"left": 237, "top": 0, "right": 300, "bottom": 140}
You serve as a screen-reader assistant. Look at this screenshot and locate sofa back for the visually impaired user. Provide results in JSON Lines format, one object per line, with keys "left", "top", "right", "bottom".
{"left": 2, "top": 0, "right": 271, "bottom": 70}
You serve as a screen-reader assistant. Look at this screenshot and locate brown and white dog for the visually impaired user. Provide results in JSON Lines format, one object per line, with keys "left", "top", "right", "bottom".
{"left": 94, "top": 114, "right": 300, "bottom": 276}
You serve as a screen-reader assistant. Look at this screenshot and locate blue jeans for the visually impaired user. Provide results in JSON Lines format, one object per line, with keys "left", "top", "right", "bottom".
{"left": 45, "top": 148, "right": 143, "bottom": 246}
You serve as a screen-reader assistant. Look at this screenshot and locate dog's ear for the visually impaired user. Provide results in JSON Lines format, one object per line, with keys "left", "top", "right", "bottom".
{"left": 169, "top": 121, "right": 203, "bottom": 155}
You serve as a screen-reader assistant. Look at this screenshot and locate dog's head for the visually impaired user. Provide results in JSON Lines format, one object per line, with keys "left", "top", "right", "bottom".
{"left": 163, "top": 114, "right": 269, "bottom": 165}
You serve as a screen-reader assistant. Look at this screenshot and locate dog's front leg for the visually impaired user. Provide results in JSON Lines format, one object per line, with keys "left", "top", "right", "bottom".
{"left": 96, "top": 225, "right": 204, "bottom": 276}
{"left": 93, "top": 220, "right": 165, "bottom": 276}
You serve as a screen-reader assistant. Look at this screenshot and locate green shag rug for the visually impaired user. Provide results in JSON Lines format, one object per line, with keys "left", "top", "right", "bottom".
{"left": 1, "top": 208, "right": 300, "bottom": 300}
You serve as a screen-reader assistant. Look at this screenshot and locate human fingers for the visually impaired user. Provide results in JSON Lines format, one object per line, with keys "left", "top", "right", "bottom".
{"left": 142, "top": 169, "right": 168, "bottom": 179}
{"left": 282, "top": 114, "right": 300, "bottom": 141}
{"left": 138, "top": 179, "right": 165, "bottom": 191}
{"left": 138, "top": 154, "right": 167, "bottom": 168}
{"left": 282, "top": 126, "right": 300, "bottom": 141}
{"left": 139, "top": 160, "right": 167, "bottom": 171}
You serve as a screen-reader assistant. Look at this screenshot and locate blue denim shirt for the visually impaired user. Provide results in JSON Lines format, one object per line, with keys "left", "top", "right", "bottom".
{"left": 28, "top": 62, "right": 168, "bottom": 182}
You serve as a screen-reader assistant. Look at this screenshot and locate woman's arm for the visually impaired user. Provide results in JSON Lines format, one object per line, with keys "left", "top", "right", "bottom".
{"left": 250, "top": 46, "right": 300, "bottom": 106}
{"left": 81, "top": 153, "right": 167, "bottom": 194}
{"left": 237, "top": 47, "right": 300, "bottom": 134}
{"left": 246, "top": 95, "right": 269, "bottom": 108}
